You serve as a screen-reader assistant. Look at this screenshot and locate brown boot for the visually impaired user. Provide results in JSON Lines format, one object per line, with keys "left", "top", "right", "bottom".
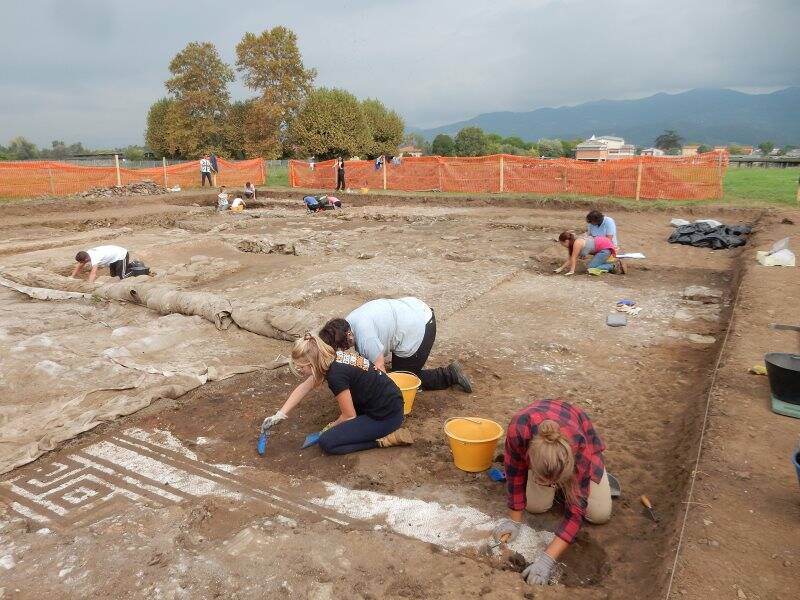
{"left": 376, "top": 428, "right": 414, "bottom": 448}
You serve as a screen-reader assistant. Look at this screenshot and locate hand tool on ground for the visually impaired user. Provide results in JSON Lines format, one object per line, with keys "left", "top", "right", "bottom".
{"left": 257, "top": 431, "right": 268, "bottom": 456}
{"left": 640, "top": 494, "right": 659, "bottom": 522}
{"left": 488, "top": 467, "right": 506, "bottom": 482}
{"left": 302, "top": 431, "right": 321, "bottom": 449}
{"left": 608, "top": 473, "right": 622, "bottom": 498}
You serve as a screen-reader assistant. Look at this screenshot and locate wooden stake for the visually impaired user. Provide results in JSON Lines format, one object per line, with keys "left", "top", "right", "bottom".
{"left": 796, "top": 175, "right": 800, "bottom": 204}
{"left": 114, "top": 154, "right": 121, "bottom": 187}
{"left": 499, "top": 155, "right": 505, "bottom": 193}
{"left": 635, "top": 159, "right": 643, "bottom": 201}
{"left": 162, "top": 157, "right": 168, "bottom": 187}
{"left": 47, "top": 167, "right": 55, "bottom": 195}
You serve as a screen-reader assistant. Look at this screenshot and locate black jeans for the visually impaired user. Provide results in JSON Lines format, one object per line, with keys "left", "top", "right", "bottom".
{"left": 318, "top": 408, "right": 404, "bottom": 455}
{"left": 201, "top": 172, "right": 213, "bottom": 186}
{"left": 109, "top": 253, "right": 130, "bottom": 279}
{"left": 336, "top": 171, "right": 345, "bottom": 190}
{"left": 391, "top": 312, "right": 452, "bottom": 390}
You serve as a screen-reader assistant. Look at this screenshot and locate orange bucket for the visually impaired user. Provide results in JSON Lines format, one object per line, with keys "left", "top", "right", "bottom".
{"left": 444, "top": 417, "right": 504, "bottom": 472}
{"left": 388, "top": 371, "right": 421, "bottom": 415}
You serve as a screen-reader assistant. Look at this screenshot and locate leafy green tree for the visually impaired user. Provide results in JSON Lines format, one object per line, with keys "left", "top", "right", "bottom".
{"left": 654, "top": 129, "right": 683, "bottom": 151}
{"left": 503, "top": 136, "right": 527, "bottom": 150}
{"left": 561, "top": 138, "right": 583, "bottom": 158}
{"left": 122, "top": 146, "right": 146, "bottom": 161}
{"left": 696, "top": 144, "right": 711, "bottom": 154}
{"left": 454, "top": 127, "right": 487, "bottom": 157}
{"left": 235, "top": 27, "right": 316, "bottom": 156}
{"left": 361, "top": 99, "right": 404, "bottom": 158}
{"left": 537, "top": 138, "right": 564, "bottom": 158}
{"left": 165, "top": 42, "right": 234, "bottom": 158}
{"left": 223, "top": 100, "right": 251, "bottom": 159}
{"left": 758, "top": 141, "right": 774, "bottom": 155}
{"left": 402, "top": 132, "right": 430, "bottom": 154}
{"left": 145, "top": 98, "right": 175, "bottom": 158}
{"left": 6, "top": 136, "right": 38, "bottom": 160}
{"left": 431, "top": 134, "right": 455, "bottom": 156}
{"left": 288, "top": 88, "right": 371, "bottom": 159}
{"left": 727, "top": 144, "right": 745, "bottom": 155}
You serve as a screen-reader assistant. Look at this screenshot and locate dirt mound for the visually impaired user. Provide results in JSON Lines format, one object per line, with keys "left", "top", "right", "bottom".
{"left": 73, "top": 180, "right": 169, "bottom": 199}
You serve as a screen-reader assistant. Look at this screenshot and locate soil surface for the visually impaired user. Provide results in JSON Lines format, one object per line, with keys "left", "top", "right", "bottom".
{"left": 0, "top": 190, "right": 797, "bottom": 600}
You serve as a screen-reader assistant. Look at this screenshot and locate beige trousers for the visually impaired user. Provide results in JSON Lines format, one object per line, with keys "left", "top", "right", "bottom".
{"left": 525, "top": 469, "right": 612, "bottom": 524}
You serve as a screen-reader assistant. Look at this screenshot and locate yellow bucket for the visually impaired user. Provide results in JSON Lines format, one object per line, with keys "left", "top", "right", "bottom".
{"left": 388, "top": 371, "right": 421, "bottom": 415}
{"left": 444, "top": 417, "right": 504, "bottom": 472}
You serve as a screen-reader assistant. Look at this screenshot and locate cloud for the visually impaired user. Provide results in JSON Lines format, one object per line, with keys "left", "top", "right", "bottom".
{"left": 1, "top": 0, "right": 797, "bottom": 147}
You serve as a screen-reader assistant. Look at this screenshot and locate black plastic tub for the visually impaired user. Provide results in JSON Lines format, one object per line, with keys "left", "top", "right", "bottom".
{"left": 765, "top": 352, "right": 800, "bottom": 406}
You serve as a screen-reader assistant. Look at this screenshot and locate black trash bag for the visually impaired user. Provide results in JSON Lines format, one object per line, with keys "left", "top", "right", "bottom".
{"left": 668, "top": 222, "right": 752, "bottom": 249}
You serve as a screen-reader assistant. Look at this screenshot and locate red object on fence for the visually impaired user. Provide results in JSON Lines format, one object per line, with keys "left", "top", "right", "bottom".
{"left": 288, "top": 152, "right": 728, "bottom": 200}
{"left": 0, "top": 158, "right": 266, "bottom": 198}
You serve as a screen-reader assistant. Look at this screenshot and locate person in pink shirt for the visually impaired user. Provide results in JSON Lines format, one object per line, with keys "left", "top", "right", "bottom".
{"left": 554, "top": 231, "right": 619, "bottom": 275}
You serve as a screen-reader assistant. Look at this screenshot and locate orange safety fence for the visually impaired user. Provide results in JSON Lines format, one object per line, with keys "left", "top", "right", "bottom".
{"left": 0, "top": 158, "right": 266, "bottom": 198}
{"left": 289, "top": 151, "right": 728, "bottom": 200}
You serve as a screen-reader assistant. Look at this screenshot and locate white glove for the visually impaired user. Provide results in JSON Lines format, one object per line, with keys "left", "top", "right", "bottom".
{"left": 260, "top": 410, "right": 287, "bottom": 433}
{"left": 492, "top": 518, "right": 522, "bottom": 543}
{"left": 522, "top": 553, "right": 556, "bottom": 585}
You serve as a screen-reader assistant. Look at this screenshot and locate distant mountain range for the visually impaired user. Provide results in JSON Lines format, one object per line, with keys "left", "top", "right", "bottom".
{"left": 415, "top": 87, "right": 800, "bottom": 146}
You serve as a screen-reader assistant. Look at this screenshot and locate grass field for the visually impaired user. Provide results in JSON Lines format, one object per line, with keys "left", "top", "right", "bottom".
{"left": 722, "top": 167, "right": 798, "bottom": 205}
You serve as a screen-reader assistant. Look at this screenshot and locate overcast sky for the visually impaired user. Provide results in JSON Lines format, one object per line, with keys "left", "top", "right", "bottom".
{"left": 2, "top": 0, "right": 798, "bottom": 148}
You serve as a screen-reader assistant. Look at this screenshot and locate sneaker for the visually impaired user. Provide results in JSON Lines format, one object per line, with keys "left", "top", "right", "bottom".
{"left": 448, "top": 361, "right": 473, "bottom": 393}
{"left": 587, "top": 267, "right": 605, "bottom": 276}
{"left": 376, "top": 428, "right": 414, "bottom": 448}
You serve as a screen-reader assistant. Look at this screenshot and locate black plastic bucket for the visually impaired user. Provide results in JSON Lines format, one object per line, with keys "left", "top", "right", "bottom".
{"left": 765, "top": 353, "right": 800, "bottom": 406}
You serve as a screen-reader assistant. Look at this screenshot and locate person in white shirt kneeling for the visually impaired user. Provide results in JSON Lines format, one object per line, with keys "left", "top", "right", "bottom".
{"left": 71, "top": 245, "right": 131, "bottom": 283}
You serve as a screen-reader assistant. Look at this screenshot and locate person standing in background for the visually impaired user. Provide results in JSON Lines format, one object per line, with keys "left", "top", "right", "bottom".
{"left": 336, "top": 157, "right": 346, "bottom": 191}
{"left": 210, "top": 153, "right": 219, "bottom": 186}
{"left": 200, "top": 155, "right": 213, "bottom": 187}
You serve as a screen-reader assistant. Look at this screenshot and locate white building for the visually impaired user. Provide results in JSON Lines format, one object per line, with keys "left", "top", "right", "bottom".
{"left": 576, "top": 135, "right": 636, "bottom": 161}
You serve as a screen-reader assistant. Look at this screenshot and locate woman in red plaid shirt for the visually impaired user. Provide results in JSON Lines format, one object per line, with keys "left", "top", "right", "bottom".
{"left": 493, "top": 399, "right": 612, "bottom": 585}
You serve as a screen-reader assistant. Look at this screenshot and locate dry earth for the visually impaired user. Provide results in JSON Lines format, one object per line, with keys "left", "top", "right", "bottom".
{"left": 0, "top": 190, "right": 797, "bottom": 599}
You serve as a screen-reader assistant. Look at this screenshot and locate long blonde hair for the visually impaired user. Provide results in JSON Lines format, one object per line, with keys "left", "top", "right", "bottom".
{"left": 291, "top": 332, "right": 335, "bottom": 383}
{"left": 528, "top": 420, "right": 578, "bottom": 505}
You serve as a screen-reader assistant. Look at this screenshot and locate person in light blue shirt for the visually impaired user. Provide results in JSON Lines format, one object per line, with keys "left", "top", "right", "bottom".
{"left": 586, "top": 210, "right": 619, "bottom": 248}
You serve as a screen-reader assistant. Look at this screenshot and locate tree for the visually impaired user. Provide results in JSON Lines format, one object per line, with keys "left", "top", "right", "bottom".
{"left": 165, "top": 42, "right": 234, "bottom": 158}
{"left": 431, "top": 134, "right": 455, "bottom": 156}
{"left": 758, "top": 141, "right": 774, "bottom": 156}
{"left": 145, "top": 98, "right": 175, "bottom": 158}
{"left": 361, "top": 98, "right": 404, "bottom": 158}
{"left": 697, "top": 144, "right": 711, "bottom": 154}
{"left": 727, "top": 144, "right": 745, "bottom": 155}
{"left": 454, "top": 127, "right": 487, "bottom": 157}
{"left": 223, "top": 100, "right": 251, "bottom": 159}
{"left": 561, "top": 138, "right": 583, "bottom": 159}
{"left": 402, "top": 132, "right": 430, "bottom": 155}
{"left": 6, "top": 136, "right": 38, "bottom": 160}
{"left": 503, "top": 136, "right": 527, "bottom": 150}
{"left": 654, "top": 129, "right": 683, "bottom": 151}
{"left": 235, "top": 27, "right": 316, "bottom": 155}
{"left": 537, "top": 138, "right": 564, "bottom": 158}
{"left": 288, "top": 88, "right": 371, "bottom": 159}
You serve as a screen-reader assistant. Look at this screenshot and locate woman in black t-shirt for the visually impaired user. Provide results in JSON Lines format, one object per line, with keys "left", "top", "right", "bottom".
{"left": 260, "top": 333, "right": 412, "bottom": 454}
